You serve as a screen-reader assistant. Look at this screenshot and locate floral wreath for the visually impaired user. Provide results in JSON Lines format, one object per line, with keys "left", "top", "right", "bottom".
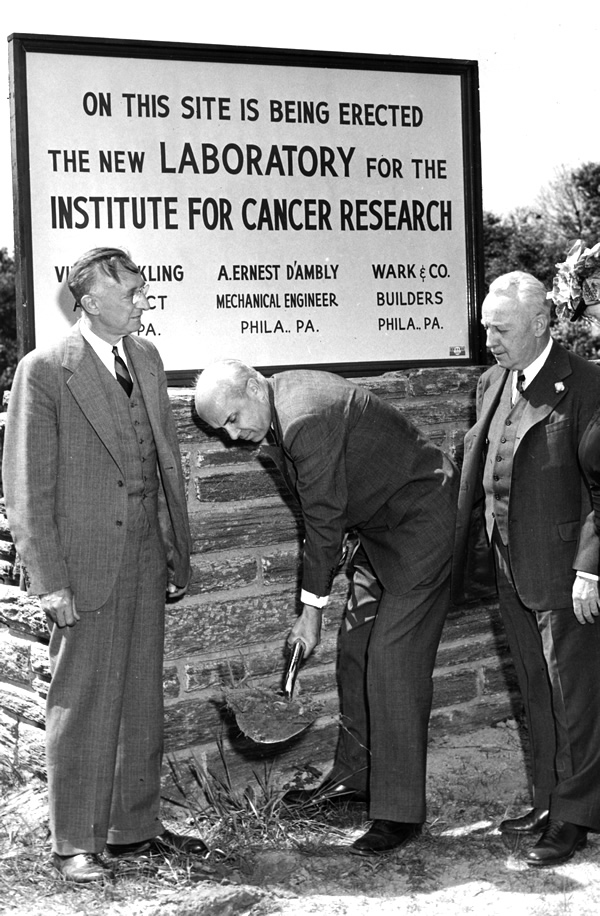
{"left": 548, "top": 239, "right": 600, "bottom": 321}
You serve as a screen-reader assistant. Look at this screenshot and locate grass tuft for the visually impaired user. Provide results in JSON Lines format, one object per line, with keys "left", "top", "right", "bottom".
{"left": 168, "top": 737, "right": 350, "bottom": 860}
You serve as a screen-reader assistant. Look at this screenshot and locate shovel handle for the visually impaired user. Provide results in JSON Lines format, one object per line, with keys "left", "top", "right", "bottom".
{"left": 283, "top": 641, "right": 305, "bottom": 699}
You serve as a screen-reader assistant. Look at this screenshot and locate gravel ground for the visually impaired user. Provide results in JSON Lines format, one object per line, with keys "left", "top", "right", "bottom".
{"left": 2, "top": 720, "right": 600, "bottom": 916}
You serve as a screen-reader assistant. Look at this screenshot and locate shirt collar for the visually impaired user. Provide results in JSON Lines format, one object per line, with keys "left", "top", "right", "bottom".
{"left": 80, "top": 320, "right": 127, "bottom": 376}
{"left": 514, "top": 337, "right": 553, "bottom": 391}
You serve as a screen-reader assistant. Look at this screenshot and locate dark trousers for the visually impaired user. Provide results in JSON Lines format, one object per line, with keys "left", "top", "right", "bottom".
{"left": 494, "top": 529, "right": 600, "bottom": 829}
{"left": 46, "top": 501, "right": 167, "bottom": 854}
{"left": 334, "top": 541, "right": 451, "bottom": 823}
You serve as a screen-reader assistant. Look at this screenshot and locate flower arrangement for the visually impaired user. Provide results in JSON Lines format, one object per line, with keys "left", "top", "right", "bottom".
{"left": 548, "top": 239, "right": 600, "bottom": 321}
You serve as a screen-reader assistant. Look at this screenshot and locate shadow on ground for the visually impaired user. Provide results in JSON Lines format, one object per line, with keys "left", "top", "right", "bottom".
{"left": 1, "top": 720, "right": 599, "bottom": 916}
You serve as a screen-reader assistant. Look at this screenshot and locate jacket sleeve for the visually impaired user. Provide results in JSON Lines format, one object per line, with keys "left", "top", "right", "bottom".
{"left": 573, "top": 404, "right": 600, "bottom": 576}
{"left": 152, "top": 347, "right": 192, "bottom": 590}
{"left": 2, "top": 354, "right": 71, "bottom": 596}
{"left": 285, "top": 414, "right": 348, "bottom": 598}
{"left": 451, "top": 370, "right": 498, "bottom": 605}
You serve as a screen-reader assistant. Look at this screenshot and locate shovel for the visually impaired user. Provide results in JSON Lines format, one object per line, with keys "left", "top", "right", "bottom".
{"left": 224, "top": 641, "right": 318, "bottom": 745}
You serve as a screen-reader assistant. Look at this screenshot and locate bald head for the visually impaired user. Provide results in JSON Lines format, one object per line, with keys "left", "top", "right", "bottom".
{"left": 194, "top": 359, "right": 272, "bottom": 443}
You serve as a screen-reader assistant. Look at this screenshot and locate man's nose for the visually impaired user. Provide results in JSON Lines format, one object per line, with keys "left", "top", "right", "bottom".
{"left": 225, "top": 424, "right": 240, "bottom": 440}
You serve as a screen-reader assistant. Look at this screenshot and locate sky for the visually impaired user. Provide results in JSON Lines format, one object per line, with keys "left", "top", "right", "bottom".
{"left": 1, "top": 0, "right": 599, "bottom": 253}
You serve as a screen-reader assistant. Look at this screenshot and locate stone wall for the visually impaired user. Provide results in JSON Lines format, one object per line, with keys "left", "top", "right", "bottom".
{"left": 0, "top": 366, "right": 520, "bottom": 797}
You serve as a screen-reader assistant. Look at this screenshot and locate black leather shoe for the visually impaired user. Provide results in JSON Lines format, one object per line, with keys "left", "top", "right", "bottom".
{"left": 149, "top": 829, "right": 209, "bottom": 857}
{"left": 350, "top": 820, "right": 421, "bottom": 856}
{"left": 283, "top": 779, "right": 368, "bottom": 806}
{"left": 500, "top": 807, "right": 550, "bottom": 835}
{"left": 106, "top": 829, "right": 208, "bottom": 860}
{"left": 53, "top": 852, "right": 114, "bottom": 883}
{"left": 526, "top": 819, "right": 587, "bottom": 867}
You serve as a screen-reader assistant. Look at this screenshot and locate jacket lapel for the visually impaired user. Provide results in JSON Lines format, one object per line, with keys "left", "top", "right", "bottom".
{"left": 464, "top": 366, "right": 508, "bottom": 458}
{"left": 260, "top": 379, "right": 297, "bottom": 493}
{"left": 479, "top": 368, "right": 508, "bottom": 428}
{"left": 124, "top": 337, "right": 160, "bottom": 436}
{"left": 517, "top": 341, "right": 571, "bottom": 445}
{"left": 64, "top": 323, "right": 125, "bottom": 472}
{"left": 125, "top": 337, "right": 184, "bottom": 480}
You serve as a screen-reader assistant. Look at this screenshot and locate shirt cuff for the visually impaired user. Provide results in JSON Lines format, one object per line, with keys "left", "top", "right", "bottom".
{"left": 300, "top": 589, "right": 329, "bottom": 608}
{"left": 576, "top": 570, "right": 599, "bottom": 582}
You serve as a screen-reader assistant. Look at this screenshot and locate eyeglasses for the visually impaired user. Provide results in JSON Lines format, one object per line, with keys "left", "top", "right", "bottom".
{"left": 132, "top": 282, "right": 150, "bottom": 304}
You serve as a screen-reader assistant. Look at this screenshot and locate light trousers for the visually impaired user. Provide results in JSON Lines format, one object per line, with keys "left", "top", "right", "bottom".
{"left": 46, "top": 501, "right": 167, "bottom": 854}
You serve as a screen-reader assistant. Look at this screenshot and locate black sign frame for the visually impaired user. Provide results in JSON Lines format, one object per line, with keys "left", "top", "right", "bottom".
{"left": 9, "top": 33, "right": 486, "bottom": 382}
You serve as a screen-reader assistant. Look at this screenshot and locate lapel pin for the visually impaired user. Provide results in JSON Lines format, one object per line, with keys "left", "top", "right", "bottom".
{"left": 555, "top": 382, "right": 565, "bottom": 393}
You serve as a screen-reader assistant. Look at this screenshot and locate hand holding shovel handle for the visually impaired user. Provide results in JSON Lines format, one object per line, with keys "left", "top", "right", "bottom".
{"left": 283, "top": 640, "right": 305, "bottom": 700}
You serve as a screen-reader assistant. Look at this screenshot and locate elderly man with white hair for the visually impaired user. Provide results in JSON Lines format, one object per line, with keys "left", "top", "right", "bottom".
{"left": 453, "top": 269, "right": 600, "bottom": 867}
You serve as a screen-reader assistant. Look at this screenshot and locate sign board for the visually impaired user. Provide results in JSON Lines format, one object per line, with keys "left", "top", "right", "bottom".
{"left": 9, "top": 34, "right": 485, "bottom": 381}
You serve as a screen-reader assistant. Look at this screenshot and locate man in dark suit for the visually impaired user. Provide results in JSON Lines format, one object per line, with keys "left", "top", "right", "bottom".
{"left": 3, "top": 248, "right": 207, "bottom": 882}
{"left": 453, "top": 270, "right": 600, "bottom": 867}
{"left": 194, "top": 359, "right": 458, "bottom": 855}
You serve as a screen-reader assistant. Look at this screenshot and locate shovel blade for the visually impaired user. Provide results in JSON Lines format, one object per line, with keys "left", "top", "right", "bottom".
{"left": 224, "top": 641, "right": 316, "bottom": 745}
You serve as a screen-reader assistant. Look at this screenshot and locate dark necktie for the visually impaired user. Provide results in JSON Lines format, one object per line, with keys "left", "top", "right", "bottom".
{"left": 511, "top": 372, "right": 526, "bottom": 407}
{"left": 112, "top": 346, "right": 133, "bottom": 397}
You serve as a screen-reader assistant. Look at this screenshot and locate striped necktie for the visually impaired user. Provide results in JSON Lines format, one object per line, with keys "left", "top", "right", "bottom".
{"left": 112, "top": 346, "right": 133, "bottom": 397}
{"left": 512, "top": 372, "right": 526, "bottom": 405}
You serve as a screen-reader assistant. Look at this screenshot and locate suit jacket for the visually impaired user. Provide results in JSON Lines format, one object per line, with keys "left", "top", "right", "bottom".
{"left": 260, "top": 370, "right": 457, "bottom": 597}
{"left": 452, "top": 341, "right": 600, "bottom": 609}
{"left": 2, "top": 321, "right": 191, "bottom": 611}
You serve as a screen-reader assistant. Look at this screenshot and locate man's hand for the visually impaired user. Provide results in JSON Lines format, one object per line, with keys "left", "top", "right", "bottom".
{"left": 167, "top": 582, "right": 188, "bottom": 601}
{"left": 288, "top": 604, "right": 323, "bottom": 658}
{"left": 435, "top": 453, "right": 457, "bottom": 487}
{"left": 572, "top": 574, "right": 600, "bottom": 625}
{"left": 41, "top": 587, "right": 79, "bottom": 628}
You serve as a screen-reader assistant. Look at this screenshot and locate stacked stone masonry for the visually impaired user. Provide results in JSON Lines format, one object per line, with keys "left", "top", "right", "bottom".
{"left": 0, "top": 366, "right": 521, "bottom": 795}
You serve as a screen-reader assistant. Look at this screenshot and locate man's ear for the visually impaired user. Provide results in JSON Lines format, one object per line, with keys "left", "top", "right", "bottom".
{"left": 246, "top": 376, "right": 269, "bottom": 403}
{"left": 80, "top": 293, "right": 99, "bottom": 315}
{"left": 533, "top": 312, "right": 550, "bottom": 337}
{"left": 246, "top": 376, "right": 261, "bottom": 398}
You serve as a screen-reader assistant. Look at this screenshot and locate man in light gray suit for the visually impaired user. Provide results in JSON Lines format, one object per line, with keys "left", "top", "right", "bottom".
{"left": 3, "top": 248, "right": 207, "bottom": 882}
{"left": 195, "top": 359, "right": 458, "bottom": 856}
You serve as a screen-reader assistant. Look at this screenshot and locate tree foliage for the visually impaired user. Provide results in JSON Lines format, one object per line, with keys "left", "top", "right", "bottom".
{"left": 534, "top": 165, "right": 587, "bottom": 244}
{"left": 0, "top": 248, "right": 16, "bottom": 399}
{"left": 572, "top": 162, "right": 600, "bottom": 244}
{"left": 482, "top": 161, "right": 600, "bottom": 358}
{"left": 483, "top": 162, "right": 600, "bottom": 291}
{"left": 551, "top": 316, "right": 600, "bottom": 361}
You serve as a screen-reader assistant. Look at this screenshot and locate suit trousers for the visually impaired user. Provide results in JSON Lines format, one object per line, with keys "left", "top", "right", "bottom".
{"left": 494, "top": 529, "right": 600, "bottom": 829}
{"left": 334, "top": 541, "right": 451, "bottom": 823}
{"left": 45, "top": 499, "right": 167, "bottom": 855}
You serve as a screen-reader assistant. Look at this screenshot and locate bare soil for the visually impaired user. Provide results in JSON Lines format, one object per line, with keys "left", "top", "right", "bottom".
{"left": 2, "top": 719, "right": 600, "bottom": 916}
{"left": 224, "top": 683, "right": 320, "bottom": 744}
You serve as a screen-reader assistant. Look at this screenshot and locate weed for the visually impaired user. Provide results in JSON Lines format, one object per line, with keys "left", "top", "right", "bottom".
{"left": 167, "top": 736, "right": 351, "bottom": 862}
{"left": 2, "top": 726, "right": 600, "bottom": 915}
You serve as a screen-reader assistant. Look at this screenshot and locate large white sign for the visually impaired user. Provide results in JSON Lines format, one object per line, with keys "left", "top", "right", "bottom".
{"left": 10, "top": 36, "right": 483, "bottom": 379}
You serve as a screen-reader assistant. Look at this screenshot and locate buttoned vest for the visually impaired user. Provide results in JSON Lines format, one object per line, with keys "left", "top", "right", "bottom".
{"left": 483, "top": 376, "right": 527, "bottom": 545}
{"left": 95, "top": 355, "right": 159, "bottom": 511}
